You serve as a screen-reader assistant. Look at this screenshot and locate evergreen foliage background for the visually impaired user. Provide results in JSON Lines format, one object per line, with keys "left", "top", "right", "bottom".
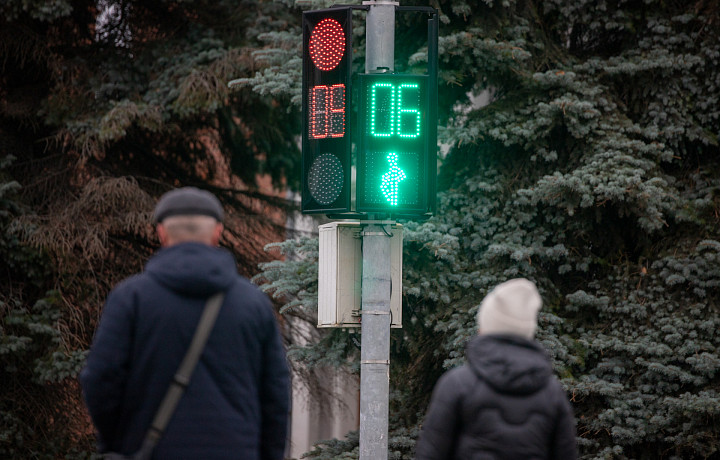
{"left": 253, "top": 0, "right": 720, "bottom": 459}
{"left": 0, "top": 0, "right": 718, "bottom": 458}
{"left": 1, "top": 0, "right": 299, "bottom": 456}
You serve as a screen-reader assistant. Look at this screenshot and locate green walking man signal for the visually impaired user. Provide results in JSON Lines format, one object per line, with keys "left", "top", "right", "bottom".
{"left": 357, "top": 73, "right": 432, "bottom": 214}
{"left": 381, "top": 152, "right": 406, "bottom": 206}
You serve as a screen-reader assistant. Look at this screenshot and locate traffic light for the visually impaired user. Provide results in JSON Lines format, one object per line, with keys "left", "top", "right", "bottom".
{"left": 301, "top": 8, "right": 353, "bottom": 213}
{"left": 357, "top": 73, "right": 434, "bottom": 214}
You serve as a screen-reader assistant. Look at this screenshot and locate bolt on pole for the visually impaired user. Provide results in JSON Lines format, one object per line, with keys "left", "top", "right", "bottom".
{"left": 360, "top": 2, "right": 398, "bottom": 459}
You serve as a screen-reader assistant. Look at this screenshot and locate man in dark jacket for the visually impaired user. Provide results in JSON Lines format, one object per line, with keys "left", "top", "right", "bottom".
{"left": 415, "top": 278, "right": 577, "bottom": 460}
{"left": 80, "top": 187, "right": 290, "bottom": 460}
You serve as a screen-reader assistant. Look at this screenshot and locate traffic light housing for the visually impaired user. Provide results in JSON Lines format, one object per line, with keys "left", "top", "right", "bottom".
{"left": 357, "top": 73, "right": 435, "bottom": 214}
{"left": 301, "top": 8, "right": 353, "bottom": 213}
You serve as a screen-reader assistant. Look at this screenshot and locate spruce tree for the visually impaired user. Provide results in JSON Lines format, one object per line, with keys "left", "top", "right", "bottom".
{"left": 1, "top": 0, "right": 302, "bottom": 455}
{"left": 251, "top": 1, "right": 720, "bottom": 458}
{"left": 1, "top": 0, "right": 718, "bottom": 457}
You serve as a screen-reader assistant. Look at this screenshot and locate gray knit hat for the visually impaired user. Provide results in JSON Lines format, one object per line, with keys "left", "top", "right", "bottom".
{"left": 477, "top": 278, "right": 542, "bottom": 339}
{"left": 153, "top": 186, "right": 224, "bottom": 223}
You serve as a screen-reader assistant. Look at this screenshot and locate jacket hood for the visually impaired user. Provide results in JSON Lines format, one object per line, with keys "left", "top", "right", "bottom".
{"left": 466, "top": 334, "right": 553, "bottom": 395}
{"left": 145, "top": 242, "right": 237, "bottom": 297}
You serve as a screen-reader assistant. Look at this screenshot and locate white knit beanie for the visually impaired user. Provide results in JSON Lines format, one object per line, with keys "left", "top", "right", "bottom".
{"left": 477, "top": 278, "right": 542, "bottom": 339}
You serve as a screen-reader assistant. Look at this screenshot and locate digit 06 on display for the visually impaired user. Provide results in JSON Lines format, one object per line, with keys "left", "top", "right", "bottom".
{"left": 357, "top": 73, "right": 433, "bottom": 214}
{"left": 301, "top": 8, "right": 353, "bottom": 214}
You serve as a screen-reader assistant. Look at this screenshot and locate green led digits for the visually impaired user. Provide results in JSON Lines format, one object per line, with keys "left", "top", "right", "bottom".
{"left": 398, "top": 83, "right": 420, "bottom": 138}
{"left": 358, "top": 73, "right": 431, "bottom": 214}
{"left": 370, "top": 83, "right": 394, "bottom": 137}
{"left": 370, "top": 82, "right": 420, "bottom": 138}
{"left": 381, "top": 152, "right": 406, "bottom": 206}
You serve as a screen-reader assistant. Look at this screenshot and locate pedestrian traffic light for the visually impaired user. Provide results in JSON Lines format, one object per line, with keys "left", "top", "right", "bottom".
{"left": 357, "top": 73, "right": 434, "bottom": 214}
{"left": 301, "top": 8, "right": 353, "bottom": 213}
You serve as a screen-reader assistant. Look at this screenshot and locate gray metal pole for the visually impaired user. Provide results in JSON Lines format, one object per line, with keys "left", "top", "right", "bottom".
{"left": 359, "top": 222, "right": 392, "bottom": 460}
{"left": 360, "top": 2, "right": 397, "bottom": 459}
{"left": 365, "top": 1, "right": 396, "bottom": 73}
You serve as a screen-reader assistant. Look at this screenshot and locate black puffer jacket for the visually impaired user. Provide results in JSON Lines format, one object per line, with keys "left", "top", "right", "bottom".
{"left": 81, "top": 243, "right": 289, "bottom": 460}
{"left": 415, "top": 335, "right": 577, "bottom": 460}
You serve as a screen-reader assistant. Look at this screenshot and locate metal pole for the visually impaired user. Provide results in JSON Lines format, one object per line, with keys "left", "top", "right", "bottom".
{"left": 359, "top": 222, "right": 392, "bottom": 460}
{"left": 365, "top": 1, "right": 397, "bottom": 73}
{"left": 360, "top": 2, "right": 396, "bottom": 459}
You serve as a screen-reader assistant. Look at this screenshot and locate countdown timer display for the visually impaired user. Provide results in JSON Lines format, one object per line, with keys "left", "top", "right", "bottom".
{"left": 357, "top": 74, "right": 430, "bottom": 214}
{"left": 301, "top": 8, "right": 353, "bottom": 213}
{"left": 308, "top": 83, "right": 345, "bottom": 140}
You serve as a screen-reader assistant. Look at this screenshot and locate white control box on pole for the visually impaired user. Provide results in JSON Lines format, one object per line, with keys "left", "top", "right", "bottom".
{"left": 317, "top": 221, "right": 403, "bottom": 328}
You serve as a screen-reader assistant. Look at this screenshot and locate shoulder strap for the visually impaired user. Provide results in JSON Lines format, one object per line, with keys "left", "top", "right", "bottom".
{"left": 136, "top": 292, "right": 226, "bottom": 458}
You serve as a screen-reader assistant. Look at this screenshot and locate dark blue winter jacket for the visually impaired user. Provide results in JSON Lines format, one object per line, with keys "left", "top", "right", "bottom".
{"left": 415, "top": 334, "right": 577, "bottom": 460}
{"left": 80, "top": 242, "right": 290, "bottom": 460}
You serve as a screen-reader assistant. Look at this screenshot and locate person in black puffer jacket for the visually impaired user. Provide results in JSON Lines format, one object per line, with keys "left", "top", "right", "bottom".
{"left": 81, "top": 187, "right": 290, "bottom": 460}
{"left": 415, "top": 278, "right": 577, "bottom": 460}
